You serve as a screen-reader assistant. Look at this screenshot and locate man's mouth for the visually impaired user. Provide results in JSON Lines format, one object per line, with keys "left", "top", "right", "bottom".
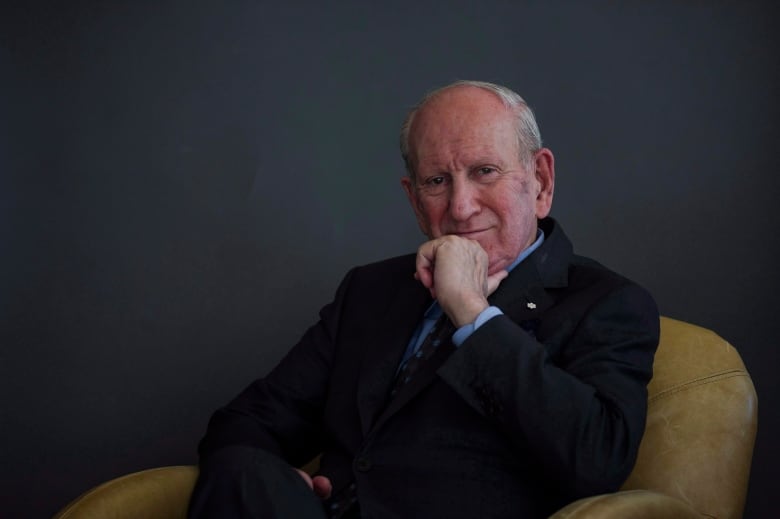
{"left": 452, "top": 228, "right": 489, "bottom": 237}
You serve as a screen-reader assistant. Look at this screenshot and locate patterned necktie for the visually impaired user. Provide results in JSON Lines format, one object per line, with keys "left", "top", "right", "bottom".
{"left": 389, "top": 314, "right": 455, "bottom": 398}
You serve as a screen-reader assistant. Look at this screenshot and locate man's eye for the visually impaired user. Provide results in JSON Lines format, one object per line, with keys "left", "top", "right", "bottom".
{"left": 472, "top": 167, "right": 499, "bottom": 183}
{"left": 426, "top": 176, "right": 446, "bottom": 186}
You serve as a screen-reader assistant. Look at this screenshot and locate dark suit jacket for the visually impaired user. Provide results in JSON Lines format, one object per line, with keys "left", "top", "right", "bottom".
{"left": 199, "top": 218, "right": 660, "bottom": 518}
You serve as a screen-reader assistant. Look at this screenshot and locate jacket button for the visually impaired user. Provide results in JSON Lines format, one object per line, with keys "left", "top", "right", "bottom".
{"left": 355, "top": 456, "right": 372, "bottom": 472}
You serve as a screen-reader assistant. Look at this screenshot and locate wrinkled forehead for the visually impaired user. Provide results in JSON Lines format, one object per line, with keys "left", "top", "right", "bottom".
{"left": 414, "top": 139, "right": 513, "bottom": 174}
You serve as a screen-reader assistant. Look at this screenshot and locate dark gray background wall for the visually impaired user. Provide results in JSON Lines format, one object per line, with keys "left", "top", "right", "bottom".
{"left": 2, "top": 2, "right": 777, "bottom": 517}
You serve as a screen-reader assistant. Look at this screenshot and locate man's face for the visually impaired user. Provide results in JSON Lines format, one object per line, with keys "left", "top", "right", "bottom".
{"left": 401, "top": 86, "right": 555, "bottom": 275}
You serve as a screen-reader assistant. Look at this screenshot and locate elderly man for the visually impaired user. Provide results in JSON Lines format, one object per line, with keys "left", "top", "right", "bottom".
{"left": 188, "top": 81, "right": 659, "bottom": 518}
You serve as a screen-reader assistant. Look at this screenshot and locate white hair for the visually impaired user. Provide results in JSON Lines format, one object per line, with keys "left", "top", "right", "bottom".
{"left": 399, "top": 80, "right": 543, "bottom": 178}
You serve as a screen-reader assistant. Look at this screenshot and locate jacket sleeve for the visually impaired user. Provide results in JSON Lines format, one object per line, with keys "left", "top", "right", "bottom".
{"left": 437, "top": 280, "right": 659, "bottom": 500}
{"left": 196, "top": 268, "right": 355, "bottom": 468}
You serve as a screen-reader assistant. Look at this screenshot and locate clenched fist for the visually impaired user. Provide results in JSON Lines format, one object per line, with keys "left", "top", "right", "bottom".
{"left": 414, "top": 235, "right": 508, "bottom": 327}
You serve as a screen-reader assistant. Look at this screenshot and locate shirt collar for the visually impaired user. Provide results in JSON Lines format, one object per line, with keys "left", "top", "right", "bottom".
{"left": 506, "top": 228, "right": 545, "bottom": 273}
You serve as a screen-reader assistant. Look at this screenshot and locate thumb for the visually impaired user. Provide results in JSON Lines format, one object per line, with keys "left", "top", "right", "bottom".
{"left": 312, "top": 475, "right": 333, "bottom": 499}
{"left": 486, "top": 270, "right": 508, "bottom": 296}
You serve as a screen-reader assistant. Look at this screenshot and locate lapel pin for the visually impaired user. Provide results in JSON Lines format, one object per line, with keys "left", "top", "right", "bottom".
{"left": 527, "top": 302, "right": 537, "bottom": 309}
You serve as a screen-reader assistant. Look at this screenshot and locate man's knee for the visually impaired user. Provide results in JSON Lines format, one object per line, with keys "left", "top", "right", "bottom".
{"left": 190, "top": 445, "right": 326, "bottom": 519}
{"left": 199, "top": 444, "right": 287, "bottom": 474}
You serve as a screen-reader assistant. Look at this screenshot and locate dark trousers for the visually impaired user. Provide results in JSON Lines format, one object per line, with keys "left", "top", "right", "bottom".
{"left": 187, "top": 445, "right": 329, "bottom": 519}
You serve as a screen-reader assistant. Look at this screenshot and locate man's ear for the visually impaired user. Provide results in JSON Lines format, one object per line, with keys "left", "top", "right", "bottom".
{"left": 400, "top": 175, "right": 431, "bottom": 236}
{"left": 533, "top": 148, "right": 555, "bottom": 219}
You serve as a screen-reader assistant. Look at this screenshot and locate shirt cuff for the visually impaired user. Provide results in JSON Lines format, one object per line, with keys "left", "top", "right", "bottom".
{"left": 451, "top": 306, "right": 504, "bottom": 346}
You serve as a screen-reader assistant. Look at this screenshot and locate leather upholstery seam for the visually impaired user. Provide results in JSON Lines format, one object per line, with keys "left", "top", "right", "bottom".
{"left": 649, "top": 370, "right": 748, "bottom": 403}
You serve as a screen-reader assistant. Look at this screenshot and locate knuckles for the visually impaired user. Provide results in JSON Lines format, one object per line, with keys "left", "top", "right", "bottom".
{"left": 433, "top": 235, "right": 487, "bottom": 258}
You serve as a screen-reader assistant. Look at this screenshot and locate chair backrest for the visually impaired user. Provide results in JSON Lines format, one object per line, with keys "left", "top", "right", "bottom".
{"left": 622, "top": 317, "right": 757, "bottom": 519}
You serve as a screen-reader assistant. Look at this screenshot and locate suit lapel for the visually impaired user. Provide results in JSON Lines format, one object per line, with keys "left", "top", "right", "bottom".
{"left": 489, "top": 217, "right": 571, "bottom": 319}
{"left": 370, "top": 335, "right": 455, "bottom": 433}
{"left": 489, "top": 259, "right": 555, "bottom": 323}
{"left": 356, "top": 274, "right": 430, "bottom": 435}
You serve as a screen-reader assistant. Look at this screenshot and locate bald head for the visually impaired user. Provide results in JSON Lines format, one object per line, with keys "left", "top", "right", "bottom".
{"left": 400, "top": 81, "right": 542, "bottom": 179}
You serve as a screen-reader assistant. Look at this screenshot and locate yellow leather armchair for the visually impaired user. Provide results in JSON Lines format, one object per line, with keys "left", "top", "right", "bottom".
{"left": 552, "top": 317, "right": 757, "bottom": 518}
{"left": 53, "top": 317, "right": 757, "bottom": 519}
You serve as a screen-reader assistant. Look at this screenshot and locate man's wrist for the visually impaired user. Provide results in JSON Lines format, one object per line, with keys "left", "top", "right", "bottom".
{"left": 448, "top": 294, "right": 490, "bottom": 328}
{"left": 452, "top": 306, "right": 503, "bottom": 346}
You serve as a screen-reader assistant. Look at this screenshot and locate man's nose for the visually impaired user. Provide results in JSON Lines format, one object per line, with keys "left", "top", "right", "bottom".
{"left": 448, "top": 177, "right": 481, "bottom": 221}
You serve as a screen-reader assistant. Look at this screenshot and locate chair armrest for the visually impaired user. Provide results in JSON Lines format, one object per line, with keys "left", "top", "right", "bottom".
{"left": 53, "top": 466, "right": 198, "bottom": 519}
{"left": 550, "top": 489, "right": 703, "bottom": 519}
